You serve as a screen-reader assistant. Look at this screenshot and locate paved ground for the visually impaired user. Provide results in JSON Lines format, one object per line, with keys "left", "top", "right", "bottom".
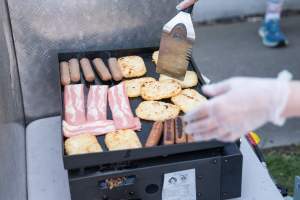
{"left": 192, "top": 15, "right": 300, "bottom": 148}
{"left": 193, "top": 0, "right": 300, "bottom": 22}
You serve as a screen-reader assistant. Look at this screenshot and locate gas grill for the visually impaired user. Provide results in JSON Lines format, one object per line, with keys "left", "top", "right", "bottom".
{"left": 58, "top": 47, "right": 243, "bottom": 200}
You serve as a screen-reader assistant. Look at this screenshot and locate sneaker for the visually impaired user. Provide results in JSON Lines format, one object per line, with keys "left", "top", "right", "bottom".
{"left": 259, "top": 19, "right": 288, "bottom": 48}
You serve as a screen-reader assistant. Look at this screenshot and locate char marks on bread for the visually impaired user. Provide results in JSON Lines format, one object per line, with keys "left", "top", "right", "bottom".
{"left": 171, "top": 89, "right": 207, "bottom": 113}
{"left": 105, "top": 129, "right": 142, "bottom": 151}
{"left": 136, "top": 101, "right": 180, "bottom": 121}
{"left": 125, "top": 77, "right": 156, "bottom": 98}
{"left": 140, "top": 79, "right": 182, "bottom": 101}
{"left": 118, "top": 56, "right": 147, "bottom": 78}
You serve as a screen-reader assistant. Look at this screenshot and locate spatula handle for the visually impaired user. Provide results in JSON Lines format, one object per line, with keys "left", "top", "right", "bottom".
{"left": 182, "top": 5, "right": 194, "bottom": 14}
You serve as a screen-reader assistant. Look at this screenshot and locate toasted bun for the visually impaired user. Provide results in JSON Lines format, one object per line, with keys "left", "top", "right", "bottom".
{"left": 65, "top": 133, "right": 102, "bottom": 155}
{"left": 152, "top": 51, "right": 159, "bottom": 64}
{"left": 171, "top": 89, "right": 207, "bottom": 113}
{"left": 105, "top": 129, "right": 142, "bottom": 151}
{"left": 125, "top": 77, "right": 156, "bottom": 97}
{"left": 118, "top": 56, "right": 147, "bottom": 78}
{"left": 136, "top": 101, "right": 180, "bottom": 121}
{"left": 159, "top": 70, "right": 198, "bottom": 88}
{"left": 141, "top": 80, "right": 181, "bottom": 100}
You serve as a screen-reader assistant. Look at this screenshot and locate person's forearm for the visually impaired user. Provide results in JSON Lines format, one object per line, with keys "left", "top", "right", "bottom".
{"left": 282, "top": 81, "right": 300, "bottom": 118}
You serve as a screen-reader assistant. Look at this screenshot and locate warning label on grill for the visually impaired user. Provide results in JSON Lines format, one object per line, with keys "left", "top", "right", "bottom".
{"left": 162, "top": 169, "right": 196, "bottom": 200}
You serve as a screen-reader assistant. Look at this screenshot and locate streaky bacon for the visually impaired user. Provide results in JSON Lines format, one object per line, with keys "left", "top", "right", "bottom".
{"left": 64, "top": 83, "right": 141, "bottom": 138}
{"left": 108, "top": 82, "right": 141, "bottom": 130}
{"left": 87, "top": 85, "right": 108, "bottom": 121}
{"left": 133, "top": 117, "right": 142, "bottom": 131}
{"left": 64, "top": 84, "right": 86, "bottom": 125}
{"left": 63, "top": 120, "right": 116, "bottom": 138}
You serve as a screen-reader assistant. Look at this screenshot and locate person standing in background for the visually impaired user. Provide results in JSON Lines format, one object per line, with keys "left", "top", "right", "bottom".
{"left": 177, "top": 0, "right": 288, "bottom": 47}
{"left": 259, "top": 0, "right": 288, "bottom": 47}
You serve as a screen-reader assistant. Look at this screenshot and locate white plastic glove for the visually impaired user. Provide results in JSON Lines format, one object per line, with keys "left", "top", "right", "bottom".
{"left": 176, "top": 0, "right": 197, "bottom": 10}
{"left": 183, "top": 76, "right": 291, "bottom": 142}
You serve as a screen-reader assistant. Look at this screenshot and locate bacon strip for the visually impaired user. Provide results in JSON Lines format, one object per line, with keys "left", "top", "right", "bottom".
{"left": 108, "top": 82, "right": 141, "bottom": 130}
{"left": 64, "top": 84, "right": 86, "bottom": 125}
{"left": 133, "top": 117, "right": 142, "bottom": 131}
{"left": 87, "top": 85, "right": 108, "bottom": 121}
{"left": 63, "top": 120, "right": 116, "bottom": 138}
{"left": 64, "top": 83, "right": 141, "bottom": 138}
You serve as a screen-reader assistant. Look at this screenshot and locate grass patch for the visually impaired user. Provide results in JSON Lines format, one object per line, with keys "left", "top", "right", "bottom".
{"left": 263, "top": 145, "right": 300, "bottom": 195}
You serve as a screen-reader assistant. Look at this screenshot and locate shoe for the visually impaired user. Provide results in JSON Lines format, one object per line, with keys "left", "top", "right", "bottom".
{"left": 259, "top": 19, "right": 288, "bottom": 48}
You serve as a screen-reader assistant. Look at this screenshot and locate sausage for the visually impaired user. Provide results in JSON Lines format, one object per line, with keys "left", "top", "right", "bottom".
{"left": 145, "top": 121, "right": 164, "bottom": 147}
{"left": 108, "top": 57, "right": 123, "bottom": 81}
{"left": 163, "top": 119, "right": 175, "bottom": 145}
{"left": 92, "top": 58, "right": 112, "bottom": 81}
{"left": 60, "top": 61, "right": 71, "bottom": 86}
{"left": 80, "top": 58, "right": 95, "bottom": 82}
{"left": 175, "top": 117, "right": 187, "bottom": 144}
{"left": 68, "top": 58, "right": 81, "bottom": 83}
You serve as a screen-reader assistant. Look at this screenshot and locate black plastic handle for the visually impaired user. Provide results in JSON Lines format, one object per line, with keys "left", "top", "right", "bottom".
{"left": 182, "top": 5, "right": 194, "bottom": 14}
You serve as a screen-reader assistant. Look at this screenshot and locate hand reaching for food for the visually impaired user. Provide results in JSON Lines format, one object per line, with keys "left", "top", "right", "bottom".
{"left": 176, "top": 0, "right": 197, "bottom": 11}
{"left": 183, "top": 76, "right": 291, "bottom": 142}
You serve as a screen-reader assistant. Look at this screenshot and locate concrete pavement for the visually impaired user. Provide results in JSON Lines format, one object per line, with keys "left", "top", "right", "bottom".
{"left": 192, "top": 16, "right": 300, "bottom": 148}
{"left": 193, "top": 0, "right": 300, "bottom": 22}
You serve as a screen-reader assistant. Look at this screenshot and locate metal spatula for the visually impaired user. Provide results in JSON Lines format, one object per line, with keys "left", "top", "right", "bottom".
{"left": 156, "top": 7, "right": 195, "bottom": 80}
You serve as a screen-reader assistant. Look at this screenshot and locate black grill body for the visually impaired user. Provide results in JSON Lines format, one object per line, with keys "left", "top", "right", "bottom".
{"left": 58, "top": 47, "right": 243, "bottom": 200}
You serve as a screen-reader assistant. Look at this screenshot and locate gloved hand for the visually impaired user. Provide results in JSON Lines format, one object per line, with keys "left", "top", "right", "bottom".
{"left": 176, "top": 0, "right": 197, "bottom": 10}
{"left": 182, "top": 77, "right": 291, "bottom": 142}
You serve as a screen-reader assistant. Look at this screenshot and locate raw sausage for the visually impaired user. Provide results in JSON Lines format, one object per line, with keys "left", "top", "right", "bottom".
{"left": 80, "top": 58, "right": 95, "bottom": 82}
{"left": 68, "top": 58, "right": 81, "bottom": 83}
{"left": 175, "top": 117, "right": 187, "bottom": 144}
{"left": 92, "top": 58, "right": 112, "bottom": 81}
{"left": 108, "top": 57, "right": 123, "bottom": 81}
{"left": 60, "top": 61, "right": 71, "bottom": 86}
{"left": 145, "top": 121, "right": 163, "bottom": 147}
{"left": 163, "top": 119, "right": 175, "bottom": 145}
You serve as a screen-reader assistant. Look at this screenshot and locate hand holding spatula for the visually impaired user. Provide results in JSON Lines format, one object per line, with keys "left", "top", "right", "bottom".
{"left": 176, "top": 0, "right": 198, "bottom": 11}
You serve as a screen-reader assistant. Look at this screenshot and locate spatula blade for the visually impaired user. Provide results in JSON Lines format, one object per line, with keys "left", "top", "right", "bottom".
{"left": 156, "top": 12, "right": 195, "bottom": 81}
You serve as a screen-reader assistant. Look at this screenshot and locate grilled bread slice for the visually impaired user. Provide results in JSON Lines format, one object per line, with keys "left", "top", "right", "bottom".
{"left": 141, "top": 80, "right": 181, "bottom": 100}
{"left": 65, "top": 133, "right": 102, "bottom": 155}
{"left": 118, "top": 56, "right": 147, "bottom": 78}
{"left": 136, "top": 101, "right": 180, "bottom": 121}
{"left": 171, "top": 89, "right": 207, "bottom": 113}
{"left": 152, "top": 51, "right": 159, "bottom": 64}
{"left": 105, "top": 129, "right": 142, "bottom": 151}
{"left": 125, "top": 77, "right": 156, "bottom": 98}
{"left": 159, "top": 70, "right": 198, "bottom": 88}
